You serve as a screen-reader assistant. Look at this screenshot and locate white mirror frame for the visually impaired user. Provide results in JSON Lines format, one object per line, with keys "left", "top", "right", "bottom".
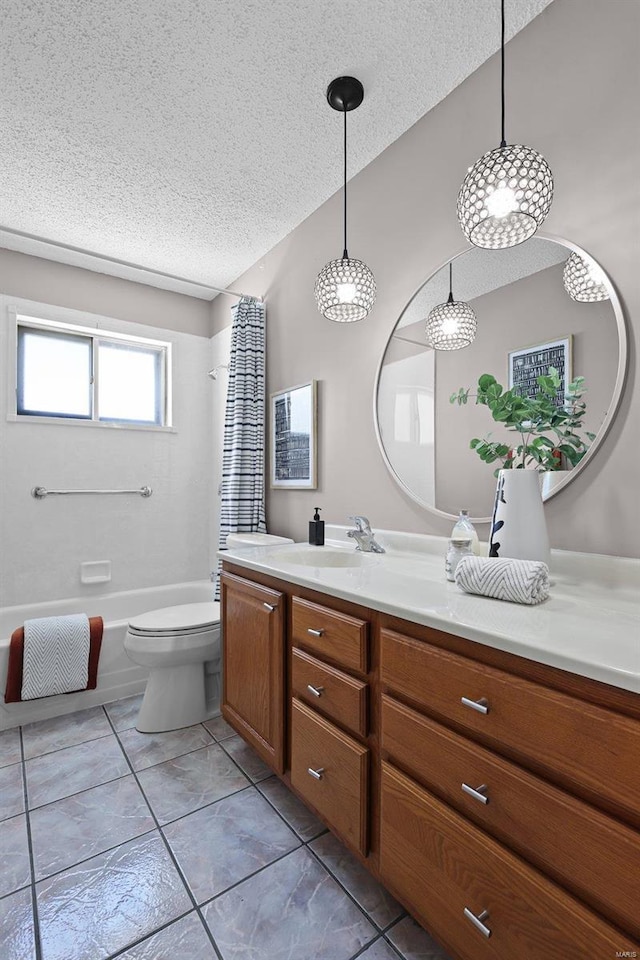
{"left": 373, "top": 234, "right": 628, "bottom": 523}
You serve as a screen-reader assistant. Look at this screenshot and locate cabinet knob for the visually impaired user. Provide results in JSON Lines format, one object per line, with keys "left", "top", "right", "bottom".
{"left": 463, "top": 907, "right": 492, "bottom": 938}
{"left": 461, "top": 696, "right": 489, "bottom": 714}
{"left": 307, "top": 684, "right": 324, "bottom": 698}
{"left": 263, "top": 602, "right": 276, "bottom": 612}
{"left": 462, "top": 782, "right": 489, "bottom": 805}
{"left": 307, "top": 628, "right": 325, "bottom": 637}
{"left": 307, "top": 767, "right": 324, "bottom": 780}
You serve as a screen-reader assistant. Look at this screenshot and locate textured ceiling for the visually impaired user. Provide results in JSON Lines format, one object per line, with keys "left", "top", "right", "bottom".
{"left": 0, "top": 0, "right": 552, "bottom": 298}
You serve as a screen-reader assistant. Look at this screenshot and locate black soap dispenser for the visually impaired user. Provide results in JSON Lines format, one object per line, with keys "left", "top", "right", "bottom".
{"left": 309, "top": 507, "right": 325, "bottom": 546}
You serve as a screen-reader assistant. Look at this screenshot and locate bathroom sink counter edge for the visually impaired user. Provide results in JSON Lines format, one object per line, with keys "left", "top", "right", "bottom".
{"left": 221, "top": 526, "right": 640, "bottom": 694}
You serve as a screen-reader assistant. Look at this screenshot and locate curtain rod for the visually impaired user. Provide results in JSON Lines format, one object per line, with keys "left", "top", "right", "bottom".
{"left": 0, "top": 226, "right": 262, "bottom": 303}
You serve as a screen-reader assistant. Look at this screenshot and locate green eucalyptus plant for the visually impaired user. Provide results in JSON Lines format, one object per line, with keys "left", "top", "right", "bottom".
{"left": 450, "top": 367, "right": 595, "bottom": 476}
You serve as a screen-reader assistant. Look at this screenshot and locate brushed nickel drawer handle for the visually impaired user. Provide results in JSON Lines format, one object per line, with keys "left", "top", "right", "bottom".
{"left": 263, "top": 602, "right": 276, "bottom": 612}
{"left": 462, "top": 782, "right": 489, "bottom": 805}
{"left": 307, "top": 767, "right": 324, "bottom": 780}
{"left": 307, "top": 684, "right": 324, "bottom": 698}
{"left": 307, "top": 628, "right": 325, "bottom": 637}
{"left": 464, "top": 907, "right": 491, "bottom": 938}
{"left": 461, "top": 696, "right": 489, "bottom": 714}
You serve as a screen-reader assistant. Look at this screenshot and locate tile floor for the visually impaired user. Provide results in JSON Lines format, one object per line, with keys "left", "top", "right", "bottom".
{"left": 0, "top": 698, "right": 452, "bottom": 960}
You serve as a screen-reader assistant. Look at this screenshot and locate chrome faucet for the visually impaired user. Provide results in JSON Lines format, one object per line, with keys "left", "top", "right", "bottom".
{"left": 347, "top": 516, "right": 386, "bottom": 553}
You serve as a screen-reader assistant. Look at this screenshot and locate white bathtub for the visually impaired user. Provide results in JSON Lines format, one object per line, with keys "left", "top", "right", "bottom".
{"left": 0, "top": 580, "right": 217, "bottom": 731}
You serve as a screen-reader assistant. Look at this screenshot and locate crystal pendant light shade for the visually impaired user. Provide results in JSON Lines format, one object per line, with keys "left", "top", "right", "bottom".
{"left": 457, "top": 144, "right": 554, "bottom": 249}
{"left": 426, "top": 261, "right": 477, "bottom": 351}
{"left": 314, "top": 257, "right": 377, "bottom": 322}
{"left": 562, "top": 252, "right": 609, "bottom": 302}
{"left": 457, "top": 0, "right": 553, "bottom": 249}
{"left": 426, "top": 298, "right": 477, "bottom": 351}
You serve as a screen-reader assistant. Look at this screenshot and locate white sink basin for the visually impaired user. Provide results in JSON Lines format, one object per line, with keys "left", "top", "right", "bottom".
{"left": 272, "top": 548, "right": 369, "bottom": 568}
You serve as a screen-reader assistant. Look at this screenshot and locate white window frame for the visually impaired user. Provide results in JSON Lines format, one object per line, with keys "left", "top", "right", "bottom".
{"left": 6, "top": 305, "right": 174, "bottom": 431}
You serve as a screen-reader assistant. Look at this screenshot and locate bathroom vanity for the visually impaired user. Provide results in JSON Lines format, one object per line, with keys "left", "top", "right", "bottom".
{"left": 220, "top": 531, "right": 639, "bottom": 959}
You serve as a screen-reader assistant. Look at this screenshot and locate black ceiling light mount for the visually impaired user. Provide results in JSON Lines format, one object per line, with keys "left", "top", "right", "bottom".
{"left": 326, "top": 75, "right": 364, "bottom": 112}
{"left": 314, "top": 76, "right": 376, "bottom": 323}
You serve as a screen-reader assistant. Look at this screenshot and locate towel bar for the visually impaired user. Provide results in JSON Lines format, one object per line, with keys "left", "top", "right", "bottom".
{"left": 32, "top": 486, "right": 152, "bottom": 499}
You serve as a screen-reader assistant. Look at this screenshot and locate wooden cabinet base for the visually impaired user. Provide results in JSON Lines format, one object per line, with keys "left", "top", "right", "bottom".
{"left": 222, "top": 562, "right": 640, "bottom": 958}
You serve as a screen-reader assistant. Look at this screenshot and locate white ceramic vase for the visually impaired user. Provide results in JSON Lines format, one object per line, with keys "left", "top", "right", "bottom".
{"left": 489, "top": 469, "right": 550, "bottom": 566}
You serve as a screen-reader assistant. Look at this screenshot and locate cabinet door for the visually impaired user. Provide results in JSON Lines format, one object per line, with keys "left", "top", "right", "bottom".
{"left": 221, "top": 571, "right": 285, "bottom": 774}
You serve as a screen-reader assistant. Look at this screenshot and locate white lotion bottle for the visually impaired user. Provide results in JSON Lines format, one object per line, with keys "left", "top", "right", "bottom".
{"left": 451, "top": 510, "right": 480, "bottom": 555}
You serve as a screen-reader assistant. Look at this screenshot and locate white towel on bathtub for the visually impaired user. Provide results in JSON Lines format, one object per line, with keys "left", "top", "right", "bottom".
{"left": 454, "top": 556, "right": 550, "bottom": 605}
{"left": 22, "top": 614, "right": 91, "bottom": 700}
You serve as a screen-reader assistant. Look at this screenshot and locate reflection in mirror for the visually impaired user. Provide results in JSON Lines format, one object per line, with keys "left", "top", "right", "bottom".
{"left": 376, "top": 237, "right": 625, "bottom": 521}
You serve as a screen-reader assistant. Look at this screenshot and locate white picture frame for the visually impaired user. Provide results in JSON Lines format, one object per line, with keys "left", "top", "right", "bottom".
{"left": 270, "top": 380, "right": 317, "bottom": 489}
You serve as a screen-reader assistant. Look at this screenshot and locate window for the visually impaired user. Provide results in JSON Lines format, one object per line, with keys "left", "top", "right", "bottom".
{"left": 16, "top": 316, "right": 171, "bottom": 427}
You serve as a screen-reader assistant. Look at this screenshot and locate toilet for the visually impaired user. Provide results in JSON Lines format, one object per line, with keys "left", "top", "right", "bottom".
{"left": 124, "top": 531, "right": 293, "bottom": 733}
{"left": 124, "top": 602, "right": 221, "bottom": 733}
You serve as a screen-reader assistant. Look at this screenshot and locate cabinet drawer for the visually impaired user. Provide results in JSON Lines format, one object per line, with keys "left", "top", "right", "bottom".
{"left": 292, "top": 597, "right": 368, "bottom": 674}
{"left": 382, "top": 695, "right": 640, "bottom": 939}
{"left": 290, "top": 698, "right": 368, "bottom": 855}
{"left": 381, "top": 629, "right": 640, "bottom": 823}
{"left": 380, "top": 762, "right": 636, "bottom": 960}
{"left": 292, "top": 648, "right": 367, "bottom": 738}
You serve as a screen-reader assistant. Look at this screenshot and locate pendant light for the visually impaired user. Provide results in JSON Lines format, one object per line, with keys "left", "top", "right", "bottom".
{"left": 426, "top": 262, "right": 477, "bottom": 350}
{"left": 457, "top": 0, "right": 553, "bottom": 249}
{"left": 314, "top": 77, "right": 376, "bottom": 322}
{"left": 562, "top": 252, "right": 609, "bottom": 302}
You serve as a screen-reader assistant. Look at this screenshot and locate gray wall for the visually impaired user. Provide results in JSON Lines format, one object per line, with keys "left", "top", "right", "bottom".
{"left": 212, "top": 0, "right": 640, "bottom": 558}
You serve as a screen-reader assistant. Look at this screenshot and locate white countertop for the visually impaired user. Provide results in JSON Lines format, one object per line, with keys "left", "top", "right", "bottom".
{"left": 220, "top": 525, "right": 640, "bottom": 694}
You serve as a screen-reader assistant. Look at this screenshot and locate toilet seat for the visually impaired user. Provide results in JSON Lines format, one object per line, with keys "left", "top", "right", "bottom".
{"left": 127, "top": 602, "right": 220, "bottom": 638}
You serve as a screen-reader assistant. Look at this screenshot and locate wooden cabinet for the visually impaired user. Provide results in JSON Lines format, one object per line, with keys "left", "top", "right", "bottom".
{"left": 379, "top": 625, "right": 640, "bottom": 954}
{"left": 380, "top": 762, "right": 637, "bottom": 960}
{"left": 220, "top": 571, "right": 285, "bottom": 774}
{"left": 381, "top": 694, "right": 640, "bottom": 938}
{"left": 221, "top": 560, "right": 640, "bottom": 958}
{"left": 289, "top": 595, "right": 372, "bottom": 855}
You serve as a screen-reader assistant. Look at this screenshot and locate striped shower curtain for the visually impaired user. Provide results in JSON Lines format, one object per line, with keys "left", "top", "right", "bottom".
{"left": 214, "top": 298, "right": 267, "bottom": 600}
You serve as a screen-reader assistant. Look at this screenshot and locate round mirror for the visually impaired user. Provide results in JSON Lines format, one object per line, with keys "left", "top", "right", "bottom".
{"left": 375, "top": 235, "right": 627, "bottom": 521}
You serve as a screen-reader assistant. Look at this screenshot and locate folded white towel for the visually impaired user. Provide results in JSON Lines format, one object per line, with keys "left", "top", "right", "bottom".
{"left": 22, "top": 614, "right": 91, "bottom": 700}
{"left": 454, "top": 556, "right": 550, "bottom": 605}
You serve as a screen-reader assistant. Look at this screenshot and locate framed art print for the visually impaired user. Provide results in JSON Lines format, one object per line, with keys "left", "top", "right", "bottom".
{"left": 270, "top": 380, "right": 317, "bottom": 489}
{"left": 508, "top": 336, "right": 572, "bottom": 407}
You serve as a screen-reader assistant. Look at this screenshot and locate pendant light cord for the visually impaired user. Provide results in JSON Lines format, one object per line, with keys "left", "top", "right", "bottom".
{"left": 448, "top": 261, "right": 454, "bottom": 303}
{"left": 343, "top": 108, "right": 348, "bottom": 259}
{"left": 500, "top": 0, "right": 506, "bottom": 147}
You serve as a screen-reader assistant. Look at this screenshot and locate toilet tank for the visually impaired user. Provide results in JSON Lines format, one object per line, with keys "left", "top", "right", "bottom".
{"left": 226, "top": 533, "right": 294, "bottom": 549}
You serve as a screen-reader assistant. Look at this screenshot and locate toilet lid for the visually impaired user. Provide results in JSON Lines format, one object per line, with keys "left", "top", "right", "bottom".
{"left": 128, "top": 602, "right": 220, "bottom": 635}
